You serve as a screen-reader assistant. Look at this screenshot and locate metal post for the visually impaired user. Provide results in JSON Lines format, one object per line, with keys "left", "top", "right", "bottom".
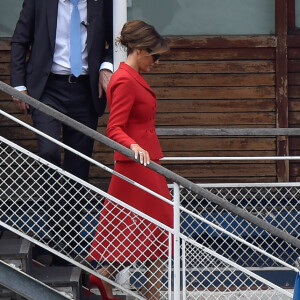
{"left": 182, "top": 239, "right": 186, "bottom": 300}
{"left": 168, "top": 232, "right": 172, "bottom": 300}
{"left": 113, "top": 0, "right": 127, "bottom": 71}
{"left": 173, "top": 182, "right": 181, "bottom": 300}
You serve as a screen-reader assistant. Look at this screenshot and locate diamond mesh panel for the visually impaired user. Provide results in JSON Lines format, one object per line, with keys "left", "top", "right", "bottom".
{"left": 0, "top": 137, "right": 295, "bottom": 299}
{"left": 182, "top": 240, "right": 289, "bottom": 300}
{"left": 172, "top": 185, "right": 300, "bottom": 269}
{"left": 0, "top": 140, "right": 170, "bottom": 299}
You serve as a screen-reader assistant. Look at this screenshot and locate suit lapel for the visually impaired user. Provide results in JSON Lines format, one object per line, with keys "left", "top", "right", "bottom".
{"left": 46, "top": 0, "right": 59, "bottom": 51}
{"left": 87, "top": 0, "right": 99, "bottom": 53}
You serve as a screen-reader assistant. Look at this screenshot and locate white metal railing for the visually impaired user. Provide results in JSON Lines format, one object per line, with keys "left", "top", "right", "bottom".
{"left": 162, "top": 156, "right": 300, "bottom": 161}
{"left": 1, "top": 78, "right": 300, "bottom": 299}
{"left": 1, "top": 127, "right": 299, "bottom": 299}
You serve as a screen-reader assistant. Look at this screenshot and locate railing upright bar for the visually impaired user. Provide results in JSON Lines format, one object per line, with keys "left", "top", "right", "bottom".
{"left": 168, "top": 232, "right": 172, "bottom": 300}
{"left": 182, "top": 239, "right": 187, "bottom": 300}
{"left": 173, "top": 182, "right": 181, "bottom": 300}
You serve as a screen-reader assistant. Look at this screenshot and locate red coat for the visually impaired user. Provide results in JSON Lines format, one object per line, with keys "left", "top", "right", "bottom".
{"left": 89, "top": 63, "right": 173, "bottom": 263}
{"left": 106, "top": 62, "right": 163, "bottom": 161}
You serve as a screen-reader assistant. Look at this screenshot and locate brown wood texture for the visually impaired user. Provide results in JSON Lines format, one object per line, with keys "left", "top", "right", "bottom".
{"left": 0, "top": 35, "right": 283, "bottom": 188}
{"left": 275, "top": 0, "right": 289, "bottom": 181}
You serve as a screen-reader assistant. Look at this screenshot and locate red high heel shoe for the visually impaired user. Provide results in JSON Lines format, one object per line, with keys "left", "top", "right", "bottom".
{"left": 88, "top": 274, "right": 119, "bottom": 300}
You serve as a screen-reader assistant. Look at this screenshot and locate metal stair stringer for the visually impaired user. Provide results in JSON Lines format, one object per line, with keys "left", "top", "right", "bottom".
{"left": 0, "top": 260, "right": 71, "bottom": 300}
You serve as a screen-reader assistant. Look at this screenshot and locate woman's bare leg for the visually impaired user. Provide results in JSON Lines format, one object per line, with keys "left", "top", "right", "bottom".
{"left": 97, "top": 265, "right": 115, "bottom": 298}
{"left": 145, "top": 259, "right": 164, "bottom": 300}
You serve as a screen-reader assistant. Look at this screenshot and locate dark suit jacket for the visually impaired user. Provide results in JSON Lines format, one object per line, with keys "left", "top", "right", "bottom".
{"left": 106, "top": 62, "right": 164, "bottom": 162}
{"left": 10, "top": 0, "right": 113, "bottom": 116}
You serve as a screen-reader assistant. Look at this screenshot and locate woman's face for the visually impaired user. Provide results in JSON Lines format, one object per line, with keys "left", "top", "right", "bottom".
{"left": 137, "top": 49, "right": 159, "bottom": 73}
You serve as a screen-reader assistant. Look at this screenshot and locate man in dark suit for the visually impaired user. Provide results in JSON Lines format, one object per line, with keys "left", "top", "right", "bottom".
{"left": 11, "top": 0, "right": 113, "bottom": 180}
{"left": 10, "top": 0, "right": 113, "bottom": 247}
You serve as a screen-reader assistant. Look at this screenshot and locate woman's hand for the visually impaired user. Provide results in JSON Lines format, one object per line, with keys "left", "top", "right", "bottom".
{"left": 130, "top": 144, "right": 150, "bottom": 166}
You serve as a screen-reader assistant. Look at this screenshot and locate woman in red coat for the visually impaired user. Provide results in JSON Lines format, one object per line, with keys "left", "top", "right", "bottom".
{"left": 89, "top": 20, "right": 173, "bottom": 300}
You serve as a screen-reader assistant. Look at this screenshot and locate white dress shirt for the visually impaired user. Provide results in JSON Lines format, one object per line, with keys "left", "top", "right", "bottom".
{"left": 51, "top": 0, "right": 88, "bottom": 75}
{"left": 15, "top": 0, "right": 113, "bottom": 91}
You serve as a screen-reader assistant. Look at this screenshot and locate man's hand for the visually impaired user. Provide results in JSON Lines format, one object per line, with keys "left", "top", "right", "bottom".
{"left": 12, "top": 90, "right": 29, "bottom": 115}
{"left": 98, "top": 69, "right": 112, "bottom": 99}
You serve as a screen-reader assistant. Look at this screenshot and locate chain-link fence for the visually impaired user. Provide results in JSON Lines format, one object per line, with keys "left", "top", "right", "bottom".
{"left": 1, "top": 134, "right": 298, "bottom": 299}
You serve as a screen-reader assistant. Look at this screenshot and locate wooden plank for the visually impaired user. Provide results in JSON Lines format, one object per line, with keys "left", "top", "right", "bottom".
{"left": 276, "top": 0, "right": 289, "bottom": 181}
{"left": 287, "top": 35, "right": 300, "bottom": 47}
{"left": 0, "top": 91, "right": 12, "bottom": 101}
{"left": 288, "top": 60, "right": 300, "bottom": 72}
{"left": 289, "top": 98, "right": 300, "bottom": 111}
{"left": 144, "top": 74, "right": 275, "bottom": 87}
{"left": 5, "top": 98, "right": 276, "bottom": 115}
{"left": 152, "top": 163, "right": 276, "bottom": 178}
{"left": 88, "top": 162, "right": 276, "bottom": 178}
{"left": 0, "top": 38, "right": 11, "bottom": 51}
{"left": 152, "top": 61, "right": 275, "bottom": 74}
{"left": 0, "top": 63, "right": 10, "bottom": 75}
{"left": 0, "top": 139, "right": 39, "bottom": 152}
{"left": 155, "top": 112, "right": 275, "bottom": 126}
{"left": 162, "top": 176, "right": 277, "bottom": 184}
{"left": 287, "top": 0, "right": 295, "bottom": 31}
{"left": 288, "top": 48, "right": 300, "bottom": 59}
{"left": 164, "top": 48, "right": 275, "bottom": 61}
{"left": 157, "top": 99, "right": 275, "bottom": 113}
{"left": 287, "top": 86, "right": 300, "bottom": 98}
{"left": 154, "top": 87, "right": 275, "bottom": 100}
{"left": 158, "top": 137, "right": 276, "bottom": 151}
{"left": 0, "top": 114, "right": 34, "bottom": 126}
{"left": 289, "top": 164, "right": 300, "bottom": 177}
{"left": 0, "top": 76, "right": 10, "bottom": 85}
{"left": 290, "top": 137, "right": 300, "bottom": 150}
{"left": 165, "top": 36, "right": 277, "bottom": 49}
{"left": 0, "top": 101, "right": 20, "bottom": 113}
{"left": 289, "top": 112, "right": 300, "bottom": 125}
{"left": 288, "top": 73, "right": 300, "bottom": 85}
{"left": 0, "top": 51, "right": 11, "bottom": 63}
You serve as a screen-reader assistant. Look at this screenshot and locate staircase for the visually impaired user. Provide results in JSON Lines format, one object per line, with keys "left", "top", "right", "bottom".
{"left": 0, "top": 85, "right": 299, "bottom": 300}
{"left": 0, "top": 229, "right": 83, "bottom": 300}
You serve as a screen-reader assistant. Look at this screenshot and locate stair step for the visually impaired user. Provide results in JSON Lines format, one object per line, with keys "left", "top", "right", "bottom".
{"left": 31, "top": 265, "right": 82, "bottom": 299}
{"left": 0, "top": 238, "right": 31, "bottom": 258}
{"left": 0, "top": 238, "right": 32, "bottom": 273}
{"left": 1, "top": 230, "right": 19, "bottom": 239}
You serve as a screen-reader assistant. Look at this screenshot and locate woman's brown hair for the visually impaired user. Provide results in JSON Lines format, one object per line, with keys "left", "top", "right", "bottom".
{"left": 117, "top": 20, "right": 169, "bottom": 55}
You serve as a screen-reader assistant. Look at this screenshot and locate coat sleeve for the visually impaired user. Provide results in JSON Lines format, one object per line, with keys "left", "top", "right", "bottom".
{"left": 102, "top": 0, "right": 113, "bottom": 65}
{"left": 106, "top": 77, "right": 137, "bottom": 148}
{"left": 10, "top": 0, "right": 36, "bottom": 87}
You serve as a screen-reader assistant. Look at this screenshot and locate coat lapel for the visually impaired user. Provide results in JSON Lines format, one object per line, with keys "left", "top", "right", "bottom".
{"left": 46, "top": 0, "right": 59, "bottom": 51}
{"left": 120, "top": 63, "right": 156, "bottom": 96}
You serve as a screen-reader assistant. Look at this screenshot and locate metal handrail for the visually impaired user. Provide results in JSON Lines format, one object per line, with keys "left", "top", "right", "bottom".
{"left": 1, "top": 80, "right": 300, "bottom": 250}
{"left": 156, "top": 127, "right": 300, "bottom": 136}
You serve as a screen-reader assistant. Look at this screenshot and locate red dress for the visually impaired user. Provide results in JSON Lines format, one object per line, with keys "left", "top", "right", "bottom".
{"left": 89, "top": 63, "right": 173, "bottom": 262}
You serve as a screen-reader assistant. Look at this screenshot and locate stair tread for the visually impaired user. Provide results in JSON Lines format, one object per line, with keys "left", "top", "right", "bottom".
{"left": 0, "top": 238, "right": 31, "bottom": 258}
{"left": 31, "top": 265, "right": 81, "bottom": 287}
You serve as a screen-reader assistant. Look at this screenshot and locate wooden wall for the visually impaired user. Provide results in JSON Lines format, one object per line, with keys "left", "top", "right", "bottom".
{"left": 288, "top": 35, "right": 300, "bottom": 182}
{"left": 147, "top": 36, "right": 277, "bottom": 184}
{"left": 1, "top": 35, "right": 284, "bottom": 189}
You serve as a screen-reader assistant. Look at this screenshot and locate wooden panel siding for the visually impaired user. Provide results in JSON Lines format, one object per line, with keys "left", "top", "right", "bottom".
{"left": 288, "top": 34, "right": 300, "bottom": 181}
{"left": 0, "top": 35, "right": 280, "bottom": 188}
{"left": 150, "top": 36, "right": 277, "bottom": 184}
